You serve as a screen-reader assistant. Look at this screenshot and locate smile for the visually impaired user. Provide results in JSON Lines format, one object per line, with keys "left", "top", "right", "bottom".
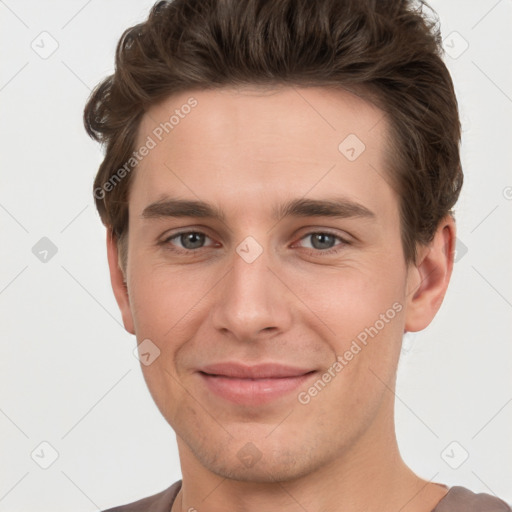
{"left": 198, "top": 371, "right": 317, "bottom": 406}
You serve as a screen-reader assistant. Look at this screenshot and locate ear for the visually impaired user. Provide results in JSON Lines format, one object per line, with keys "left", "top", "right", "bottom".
{"left": 106, "top": 229, "right": 135, "bottom": 335}
{"left": 404, "top": 214, "right": 456, "bottom": 332}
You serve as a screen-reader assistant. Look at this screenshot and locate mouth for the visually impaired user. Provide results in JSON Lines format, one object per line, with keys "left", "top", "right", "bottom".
{"left": 197, "top": 365, "right": 318, "bottom": 406}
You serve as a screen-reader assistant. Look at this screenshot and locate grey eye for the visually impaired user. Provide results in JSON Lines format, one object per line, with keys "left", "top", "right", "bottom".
{"left": 177, "top": 232, "right": 206, "bottom": 250}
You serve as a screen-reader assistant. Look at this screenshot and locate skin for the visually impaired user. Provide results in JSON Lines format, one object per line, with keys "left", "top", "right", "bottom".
{"left": 106, "top": 86, "right": 456, "bottom": 512}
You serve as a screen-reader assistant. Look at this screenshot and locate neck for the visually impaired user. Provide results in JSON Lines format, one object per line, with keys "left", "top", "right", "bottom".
{"left": 172, "top": 396, "right": 448, "bottom": 512}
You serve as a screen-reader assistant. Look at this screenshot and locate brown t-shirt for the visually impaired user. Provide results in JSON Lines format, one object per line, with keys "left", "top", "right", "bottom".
{"left": 102, "top": 480, "right": 512, "bottom": 512}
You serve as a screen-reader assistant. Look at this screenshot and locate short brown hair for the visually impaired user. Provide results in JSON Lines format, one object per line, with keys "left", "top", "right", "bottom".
{"left": 84, "top": 0, "right": 463, "bottom": 272}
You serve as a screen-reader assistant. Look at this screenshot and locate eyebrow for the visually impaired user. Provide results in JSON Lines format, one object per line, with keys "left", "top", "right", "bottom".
{"left": 140, "top": 196, "right": 375, "bottom": 222}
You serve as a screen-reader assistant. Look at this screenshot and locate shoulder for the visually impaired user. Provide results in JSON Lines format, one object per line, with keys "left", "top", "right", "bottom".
{"left": 102, "top": 480, "right": 182, "bottom": 512}
{"left": 434, "top": 486, "right": 512, "bottom": 512}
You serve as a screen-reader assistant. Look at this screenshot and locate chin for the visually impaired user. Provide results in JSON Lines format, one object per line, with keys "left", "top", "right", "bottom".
{"left": 205, "top": 457, "right": 319, "bottom": 484}
{"left": 187, "top": 432, "right": 326, "bottom": 484}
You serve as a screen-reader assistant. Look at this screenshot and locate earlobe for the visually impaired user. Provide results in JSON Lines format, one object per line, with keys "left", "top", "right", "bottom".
{"left": 106, "top": 229, "right": 135, "bottom": 335}
{"left": 404, "top": 215, "right": 456, "bottom": 332}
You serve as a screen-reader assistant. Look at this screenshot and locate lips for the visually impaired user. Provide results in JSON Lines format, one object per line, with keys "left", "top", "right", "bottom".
{"left": 197, "top": 362, "right": 317, "bottom": 406}
{"left": 198, "top": 361, "right": 315, "bottom": 379}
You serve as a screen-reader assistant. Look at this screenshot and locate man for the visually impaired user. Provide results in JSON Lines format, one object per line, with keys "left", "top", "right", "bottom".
{"left": 84, "top": 0, "right": 511, "bottom": 510}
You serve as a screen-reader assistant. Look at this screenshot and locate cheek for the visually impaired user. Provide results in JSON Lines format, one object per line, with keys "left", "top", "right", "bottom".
{"left": 128, "top": 259, "right": 202, "bottom": 339}
{"left": 290, "top": 258, "right": 405, "bottom": 334}
{"left": 128, "top": 264, "right": 201, "bottom": 421}
{"left": 299, "top": 274, "right": 405, "bottom": 431}
{"left": 290, "top": 260, "right": 407, "bottom": 396}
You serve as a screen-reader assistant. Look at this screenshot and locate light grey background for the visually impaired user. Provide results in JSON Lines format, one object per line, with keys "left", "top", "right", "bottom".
{"left": 1, "top": 0, "right": 511, "bottom": 510}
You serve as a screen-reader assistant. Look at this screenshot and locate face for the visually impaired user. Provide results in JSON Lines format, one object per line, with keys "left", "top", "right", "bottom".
{"left": 108, "top": 86, "right": 451, "bottom": 483}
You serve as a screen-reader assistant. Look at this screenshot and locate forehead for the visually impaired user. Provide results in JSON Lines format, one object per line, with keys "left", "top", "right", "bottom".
{"left": 136, "top": 85, "right": 386, "bottom": 155}
{"left": 131, "top": 86, "right": 396, "bottom": 222}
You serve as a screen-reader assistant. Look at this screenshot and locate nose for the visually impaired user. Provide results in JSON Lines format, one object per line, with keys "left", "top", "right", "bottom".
{"left": 211, "top": 240, "right": 293, "bottom": 342}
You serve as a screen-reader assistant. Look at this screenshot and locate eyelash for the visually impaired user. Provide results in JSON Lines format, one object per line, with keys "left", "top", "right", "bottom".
{"left": 159, "top": 230, "right": 350, "bottom": 257}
